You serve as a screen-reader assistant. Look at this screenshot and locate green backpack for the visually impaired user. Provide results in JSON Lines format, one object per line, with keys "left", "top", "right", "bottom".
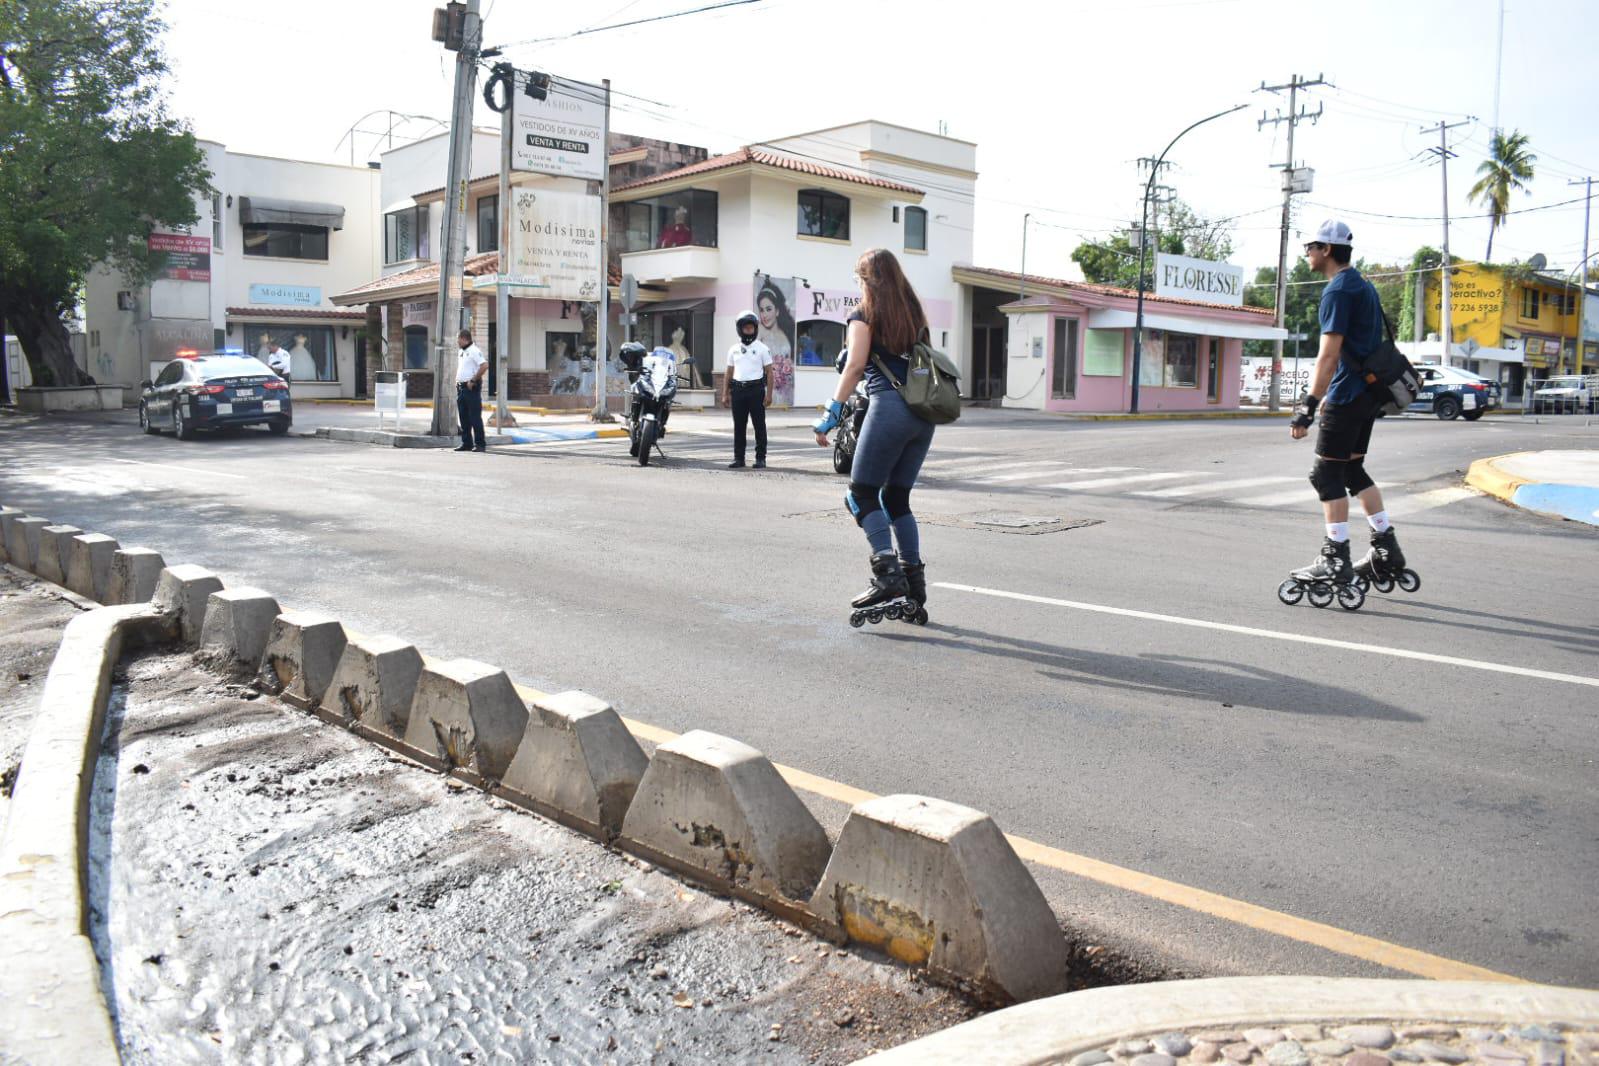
{"left": 871, "top": 334, "right": 963, "bottom": 425}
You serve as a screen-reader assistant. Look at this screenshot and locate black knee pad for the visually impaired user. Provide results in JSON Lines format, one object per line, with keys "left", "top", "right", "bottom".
{"left": 1344, "top": 459, "right": 1374, "bottom": 496}
{"left": 846, "top": 482, "right": 883, "bottom": 527}
{"left": 1309, "top": 458, "right": 1346, "bottom": 502}
{"left": 880, "top": 484, "right": 913, "bottom": 520}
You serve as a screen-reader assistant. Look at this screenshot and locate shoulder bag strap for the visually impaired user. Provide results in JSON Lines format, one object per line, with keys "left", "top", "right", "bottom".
{"left": 870, "top": 352, "right": 904, "bottom": 390}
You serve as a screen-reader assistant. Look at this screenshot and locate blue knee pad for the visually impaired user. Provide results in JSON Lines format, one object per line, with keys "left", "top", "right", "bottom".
{"left": 1309, "top": 458, "right": 1346, "bottom": 502}
{"left": 847, "top": 482, "right": 883, "bottom": 527}
{"left": 880, "top": 484, "right": 913, "bottom": 520}
{"left": 1345, "top": 459, "right": 1374, "bottom": 496}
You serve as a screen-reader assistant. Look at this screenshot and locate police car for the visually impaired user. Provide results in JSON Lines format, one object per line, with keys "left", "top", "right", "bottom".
{"left": 1409, "top": 364, "right": 1500, "bottom": 421}
{"left": 138, "top": 349, "right": 292, "bottom": 440}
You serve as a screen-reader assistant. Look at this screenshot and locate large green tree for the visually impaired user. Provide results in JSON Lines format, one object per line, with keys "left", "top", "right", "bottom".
{"left": 1241, "top": 259, "right": 1323, "bottom": 362}
{"left": 1, "top": 0, "right": 209, "bottom": 386}
{"left": 1467, "top": 130, "right": 1536, "bottom": 264}
{"left": 1072, "top": 198, "right": 1236, "bottom": 291}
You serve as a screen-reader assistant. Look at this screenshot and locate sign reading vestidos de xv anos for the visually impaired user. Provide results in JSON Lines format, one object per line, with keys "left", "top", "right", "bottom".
{"left": 1155, "top": 252, "right": 1243, "bottom": 307}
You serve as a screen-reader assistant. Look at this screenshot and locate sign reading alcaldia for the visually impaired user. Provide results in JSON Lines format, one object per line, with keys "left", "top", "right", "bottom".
{"left": 510, "top": 180, "right": 603, "bottom": 302}
{"left": 1155, "top": 252, "right": 1243, "bottom": 306}
{"left": 512, "top": 76, "right": 605, "bottom": 181}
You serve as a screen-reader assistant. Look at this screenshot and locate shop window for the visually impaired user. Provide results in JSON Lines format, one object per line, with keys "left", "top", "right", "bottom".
{"left": 244, "top": 223, "right": 328, "bottom": 261}
{"left": 635, "top": 307, "right": 716, "bottom": 387}
{"left": 211, "top": 192, "right": 223, "bottom": 250}
{"left": 1520, "top": 288, "right": 1540, "bottom": 319}
{"left": 798, "top": 320, "right": 845, "bottom": 368}
{"left": 614, "top": 190, "right": 718, "bottom": 252}
{"left": 798, "top": 189, "right": 850, "bottom": 240}
{"left": 1083, "top": 329, "right": 1123, "bottom": 376}
{"left": 1136, "top": 330, "right": 1199, "bottom": 388}
{"left": 476, "top": 195, "right": 498, "bottom": 253}
{"left": 403, "top": 326, "right": 429, "bottom": 370}
{"left": 240, "top": 323, "right": 338, "bottom": 381}
{"left": 384, "top": 206, "right": 429, "bottom": 264}
{"left": 904, "top": 206, "right": 927, "bottom": 252}
{"left": 1051, "top": 318, "right": 1078, "bottom": 399}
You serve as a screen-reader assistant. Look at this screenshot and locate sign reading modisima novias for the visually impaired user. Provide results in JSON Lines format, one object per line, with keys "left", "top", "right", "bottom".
{"left": 1155, "top": 252, "right": 1243, "bottom": 307}
{"left": 512, "top": 76, "right": 605, "bottom": 180}
{"left": 509, "top": 180, "right": 603, "bottom": 303}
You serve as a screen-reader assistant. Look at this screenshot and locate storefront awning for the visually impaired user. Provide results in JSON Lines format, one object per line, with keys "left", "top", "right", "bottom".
{"left": 239, "top": 196, "right": 346, "bottom": 231}
{"left": 636, "top": 297, "right": 713, "bottom": 314}
{"left": 1087, "top": 308, "right": 1286, "bottom": 342}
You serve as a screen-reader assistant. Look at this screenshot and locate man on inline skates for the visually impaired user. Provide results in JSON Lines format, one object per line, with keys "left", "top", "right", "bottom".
{"left": 1284, "top": 220, "right": 1407, "bottom": 610}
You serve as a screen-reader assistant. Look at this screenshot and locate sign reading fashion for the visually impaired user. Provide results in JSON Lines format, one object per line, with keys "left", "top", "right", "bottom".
{"left": 401, "top": 299, "right": 435, "bottom": 329}
{"left": 1154, "top": 253, "right": 1243, "bottom": 307}
{"left": 509, "top": 180, "right": 603, "bottom": 303}
{"left": 148, "top": 232, "right": 211, "bottom": 282}
{"left": 511, "top": 76, "right": 605, "bottom": 181}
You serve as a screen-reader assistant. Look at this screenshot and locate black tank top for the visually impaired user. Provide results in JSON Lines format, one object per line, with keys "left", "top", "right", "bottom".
{"left": 848, "top": 310, "right": 911, "bottom": 395}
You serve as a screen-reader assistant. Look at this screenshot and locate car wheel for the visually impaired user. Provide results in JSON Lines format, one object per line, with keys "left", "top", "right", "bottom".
{"left": 173, "top": 402, "right": 194, "bottom": 441}
{"left": 1436, "top": 395, "right": 1461, "bottom": 420}
{"left": 268, "top": 420, "right": 289, "bottom": 436}
{"left": 1462, "top": 410, "right": 1484, "bottom": 421}
{"left": 140, "top": 402, "right": 158, "bottom": 435}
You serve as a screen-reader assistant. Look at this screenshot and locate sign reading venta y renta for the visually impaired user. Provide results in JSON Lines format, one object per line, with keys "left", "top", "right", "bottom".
{"left": 1155, "top": 252, "right": 1243, "bottom": 307}
{"left": 512, "top": 76, "right": 605, "bottom": 181}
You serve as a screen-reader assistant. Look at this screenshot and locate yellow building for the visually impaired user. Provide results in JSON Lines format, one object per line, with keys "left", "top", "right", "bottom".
{"left": 1422, "top": 262, "right": 1588, "bottom": 375}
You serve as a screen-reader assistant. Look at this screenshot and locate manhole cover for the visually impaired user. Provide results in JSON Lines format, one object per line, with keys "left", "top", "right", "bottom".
{"left": 786, "top": 510, "right": 1100, "bottom": 535}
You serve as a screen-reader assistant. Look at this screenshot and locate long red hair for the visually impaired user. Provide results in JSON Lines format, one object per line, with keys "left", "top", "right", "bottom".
{"left": 855, "top": 248, "right": 926, "bottom": 355}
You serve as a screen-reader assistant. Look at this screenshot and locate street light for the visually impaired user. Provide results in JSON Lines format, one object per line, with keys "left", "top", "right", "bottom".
{"left": 1130, "top": 103, "right": 1248, "bottom": 414}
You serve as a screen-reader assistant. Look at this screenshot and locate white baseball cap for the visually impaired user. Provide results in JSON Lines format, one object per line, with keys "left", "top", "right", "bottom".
{"left": 1308, "top": 219, "right": 1354, "bottom": 246}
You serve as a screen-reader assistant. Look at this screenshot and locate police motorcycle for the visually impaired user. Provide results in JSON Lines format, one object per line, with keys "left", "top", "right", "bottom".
{"left": 619, "top": 341, "right": 677, "bottom": 467}
{"left": 829, "top": 347, "right": 870, "bottom": 475}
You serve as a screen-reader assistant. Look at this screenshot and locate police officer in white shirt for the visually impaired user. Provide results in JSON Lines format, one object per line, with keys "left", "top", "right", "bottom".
{"left": 454, "top": 329, "right": 488, "bottom": 452}
{"left": 721, "top": 310, "right": 773, "bottom": 468}
{"left": 264, "top": 337, "right": 292, "bottom": 381}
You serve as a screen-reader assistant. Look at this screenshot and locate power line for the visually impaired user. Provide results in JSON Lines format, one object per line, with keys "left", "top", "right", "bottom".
{"left": 490, "top": 0, "right": 763, "bottom": 51}
{"left": 1304, "top": 194, "right": 1587, "bottom": 223}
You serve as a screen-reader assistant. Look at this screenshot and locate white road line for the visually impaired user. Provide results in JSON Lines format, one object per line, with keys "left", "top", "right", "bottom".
{"left": 104, "top": 457, "right": 249, "bottom": 480}
{"left": 1136, "top": 476, "right": 1301, "bottom": 498}
{"left": 959, "top": 461, "right": 1079, "bottom": 481}
{"left": 980, "top": 465, "right": 1137, "bottom": 483}
{"left": 1391, "top": 486, "right": 1479, "bottom": 514}
{"left": 935, "top": 582, "right": 1599, "bottom": 689}
{"left": 1235, "top": 486, "right": 1319, "bottom": 508}
{"left": 1041, "top": 471, "right": 1189, "bottom": 490}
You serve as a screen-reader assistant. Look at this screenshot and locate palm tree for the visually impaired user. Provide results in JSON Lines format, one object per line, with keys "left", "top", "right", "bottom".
{"left": 1468, "top": 130, "right": 1537, "bottom": 263}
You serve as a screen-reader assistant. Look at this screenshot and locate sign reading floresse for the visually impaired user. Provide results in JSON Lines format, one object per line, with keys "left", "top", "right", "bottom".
{"left": 1155, "top": 252, "right": 1243, "bottom": 307}
{"left": 512, "top": 77, "right": 605, "bottom": 181}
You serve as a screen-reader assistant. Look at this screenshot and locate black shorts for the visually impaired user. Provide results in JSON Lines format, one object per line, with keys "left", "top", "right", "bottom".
{"left": 1315, "top": 391, "right": 1379, "bottom": 460}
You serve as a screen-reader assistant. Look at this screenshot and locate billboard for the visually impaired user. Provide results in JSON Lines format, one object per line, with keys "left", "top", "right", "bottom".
{"left": 148, "top": 232, "right": 211, "bottom": 282}
{"left": 1155, "top": 252, "right": 1243, "bottom": 307}
{"left": 511, "top": 76, "right": 606, "bottom": 181}
{"left": 509, "top": 179, "right": 603, "bottom": 303}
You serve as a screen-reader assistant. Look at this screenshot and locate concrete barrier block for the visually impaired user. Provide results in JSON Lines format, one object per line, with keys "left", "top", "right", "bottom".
{"left": 197, "top": 587, "right": 281, "bottom": 673}
{"left": 257, "top": 610, "right": 347, "bottom": 709}
{"left": 498, "top": 690, "right": 649, "bottom": 841}
{"left": 65, "top": 533, "right": 119, "bottom": 602}
{"left": 7, "top": 516, "right": 52, "bottom": 572}
{"left": 326, "top": 635, "right": 424, "bottom": 744}
{"left": 402, "top": 659, "right": 528, "bottom": 784}
{"left": 151, "top": 564, "right": 225, "bottom": 645}
{"left": 809, "top": 794, "right": 1067, "bottom": 1004}
{"left": 0, "top": 507, "right": 23, "bottom": 563}
{"left": 620, "top": 730, "right": 830, "bottom": 903}
{"left": 33, "top": 524, "right": 82, "bottom": 585}
{"left": 105, "top": 548, "right": 165, "bottom": 605}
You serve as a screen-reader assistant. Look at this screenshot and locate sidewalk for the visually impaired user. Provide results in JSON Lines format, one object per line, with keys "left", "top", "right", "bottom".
{"left": 1466, "top": 451, "right": 1599, "bottom": 527}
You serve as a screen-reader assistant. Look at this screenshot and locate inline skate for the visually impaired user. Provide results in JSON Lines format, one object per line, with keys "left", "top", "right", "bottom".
{"left": 1351, "top": 527, "right": 1419, "bottom": 596}
{"left": 849, "top": 552, "right": 913, "bottom": 627}
{"left": 898, "top": 560, "right": 929, "bottom": 626}
{"left": 1277, "top": 537, "right": 1365, "bottom": 611}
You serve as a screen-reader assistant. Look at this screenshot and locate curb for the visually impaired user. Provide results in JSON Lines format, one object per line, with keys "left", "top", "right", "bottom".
{"left": 1466, "top": 454, "right": 1599, "bottom": 527}
{"left": 1049, "top": 410, "right": 1296, "bottom": 422}
{"left": 857, "top": 976, "right": 1599, "bottom": 1065}
{"left": 0, "top": 599, "right": 175, "bottom": 1065}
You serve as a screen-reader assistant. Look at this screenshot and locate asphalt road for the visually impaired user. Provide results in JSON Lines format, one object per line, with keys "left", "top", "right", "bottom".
{"left": 4, "top": 405, "right": 1596, "bottom": 988}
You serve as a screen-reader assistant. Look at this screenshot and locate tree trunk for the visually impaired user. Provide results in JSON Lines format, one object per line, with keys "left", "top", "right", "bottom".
{"left": 1484, "top": 225, "right": 1496, "bottom": 264}
{"left": 8, "top": 295, "right": 87, "bottom": 387}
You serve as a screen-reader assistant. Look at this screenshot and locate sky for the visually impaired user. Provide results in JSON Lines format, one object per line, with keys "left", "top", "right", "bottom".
{"left": 156, "top": 0, "right": 1599, "bottom": 284}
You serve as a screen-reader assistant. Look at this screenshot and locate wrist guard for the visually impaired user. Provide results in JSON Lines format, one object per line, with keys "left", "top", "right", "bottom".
{"left": 1291, "top": 392, "right": 1319, "bottom": 429}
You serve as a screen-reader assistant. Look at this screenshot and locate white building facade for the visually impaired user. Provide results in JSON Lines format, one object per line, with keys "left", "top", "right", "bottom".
{"left": 85, "top": 140, "right": 381, "bottom": 401}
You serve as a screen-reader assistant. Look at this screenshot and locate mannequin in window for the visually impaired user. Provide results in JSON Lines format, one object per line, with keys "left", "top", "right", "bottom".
{"left": 550, "top": 336, "right": 581, "bottom": 394}
{"left": 658, "top": 206, "right": 692, "bottom": 248}
{"left": 667, "top": 325, "right": 697, "bottom": 386}
{"left": 289, "top": 332, "right": 317, "bottom": 380}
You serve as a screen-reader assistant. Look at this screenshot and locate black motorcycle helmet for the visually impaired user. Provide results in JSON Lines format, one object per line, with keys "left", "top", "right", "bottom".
{"left": 735, "top": 310, "right": 759, "bottom": 344}
{"left": 618, "top": 341, "right": 647, "bottom": 373}
{"left": 834, "top": 346, "right": 850, "bottom": 374}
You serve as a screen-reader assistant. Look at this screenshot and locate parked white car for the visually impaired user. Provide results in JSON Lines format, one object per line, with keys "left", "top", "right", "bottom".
{"left": 1530, "top": 374, "right": 1599, "bottom": 414}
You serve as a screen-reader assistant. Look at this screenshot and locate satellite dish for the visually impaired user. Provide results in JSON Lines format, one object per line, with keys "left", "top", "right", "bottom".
{"left": 1528, "top": 253, "right": 1548, "bottom": 271}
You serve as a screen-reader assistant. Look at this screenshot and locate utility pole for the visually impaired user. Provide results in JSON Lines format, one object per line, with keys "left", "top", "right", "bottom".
{"left": 1571, "top": 176, "right": 1594, "bottom": 374}
{"left": 1258, "top": 73, "right": 1324, "bottom": 412}
{"left": 429, "top": 0, "right": 481, "bottom": 438}
{"left": 494, "top": 67, "right": 514, "bottom": 429}
{"left": 592, "top": 79, "right": 613, "bottom": 421}
{"left": 1019, "top": 213, "right": 1030, "bottom": 305}
{"left": 1422, "top": 118, "right": 1472, "bottom": 367}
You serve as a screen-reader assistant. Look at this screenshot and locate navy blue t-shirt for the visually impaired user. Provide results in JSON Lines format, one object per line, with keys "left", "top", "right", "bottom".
{"left": 847, "top": 310, "right": 911, "bottom": 395}
{"left": 1318, "top": 267, "right": 1384, "bottom": 406}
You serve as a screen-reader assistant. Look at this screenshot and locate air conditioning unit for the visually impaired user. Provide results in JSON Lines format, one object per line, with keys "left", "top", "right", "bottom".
{"left": 117, "top": 291, "right": 138, "bottom": 311}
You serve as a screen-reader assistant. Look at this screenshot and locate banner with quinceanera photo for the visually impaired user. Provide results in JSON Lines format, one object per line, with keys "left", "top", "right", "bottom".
{"left": 753, "top": 274, "right": 796, "bottom": 406}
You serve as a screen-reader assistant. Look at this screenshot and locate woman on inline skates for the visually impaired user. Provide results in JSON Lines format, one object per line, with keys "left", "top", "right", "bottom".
{"left": 812, "top": 248, "right": 936, "bottom": 626}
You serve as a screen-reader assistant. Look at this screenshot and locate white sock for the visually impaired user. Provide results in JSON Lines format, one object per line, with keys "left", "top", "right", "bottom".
{"left": 1326, "top": 522, "right": 1350, "bottom": 543}
{"left": 1368, "top": 511, "right": 1391, "bottom": 533}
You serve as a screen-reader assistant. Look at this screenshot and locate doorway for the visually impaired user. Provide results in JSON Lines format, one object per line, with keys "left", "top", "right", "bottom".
{"left": 968, "top": 287, "right": 1013, "bottom": 404}
{"left": 354, "top": 334, "right": 368, "bottom": 398}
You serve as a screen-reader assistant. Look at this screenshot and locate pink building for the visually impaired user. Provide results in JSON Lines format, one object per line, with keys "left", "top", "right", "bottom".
{"left": 952, "top": 266, "right": 1285, "bottom": 414}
